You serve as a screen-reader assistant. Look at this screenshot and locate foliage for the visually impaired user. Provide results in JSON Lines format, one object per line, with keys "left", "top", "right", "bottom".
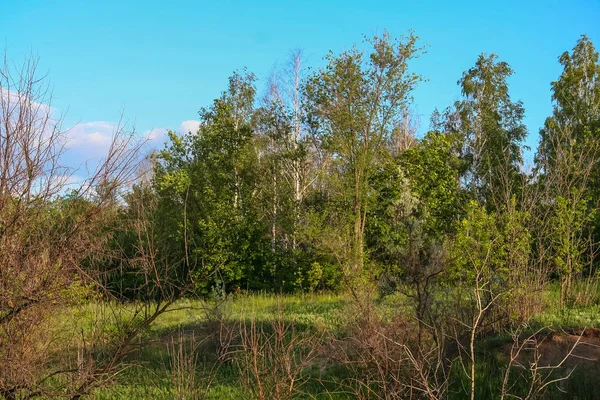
{"left": 434, "top": 54, "right": 527, "bottom": 209}
{"left": 304, "top": 31, "right": 424, "bottom": 276}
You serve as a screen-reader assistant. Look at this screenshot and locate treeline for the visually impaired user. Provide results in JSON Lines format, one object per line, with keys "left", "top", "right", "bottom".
{"left": 105, "top": 31, "right": 600, "bottom": 306}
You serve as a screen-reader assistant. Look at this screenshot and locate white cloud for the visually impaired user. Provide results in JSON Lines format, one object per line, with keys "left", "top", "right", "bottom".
{"left": 0, "top": 86, "right": 56, "bottom": 118}
{"left": 65, "top": 121, "right": 115, "bottom": 159}
{"left": 144, "top": 127, "right": 168, "bottom": 141}
{"left": 64, "top": 119, "right": 201, "bottom": 166}
{"left": 140, "top": 120, "right": 201, "bottom": 150}
{"left": 61, "top": 121, "right": 122, "bottom": 179}
{"left": 0, "top": 86, "right": 61, "bottom": 143}
{"left": 177, "top": 120, "right": 201, "bottom": 135}
{"left": 0, "top": 85, "right": 203, "bottom": 189}
{"left": 52, "top": 119, "right": 203, "bottom": 184}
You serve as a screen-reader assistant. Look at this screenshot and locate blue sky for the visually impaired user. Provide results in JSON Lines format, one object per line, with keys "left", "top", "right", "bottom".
{"left": 2, "top": 0, "right": 599, "bottom": 166}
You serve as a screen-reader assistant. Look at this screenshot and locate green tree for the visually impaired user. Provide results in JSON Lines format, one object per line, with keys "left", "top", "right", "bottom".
{"left": 368, "top": 131, "right": 461, "bottom": 275}
{"left": 535, "top": 36, "right": 600, "bottom": 275}
{"left": 537, "top": 35, "right": 600, "bottom": 172}
{"left": 304, "top": 31, "right": 424, "bottom": 277}
{"left": 256, "top": 51, "right": 315, "bottom": 253}
{"left": 450, "top": 201, "right": 509, "bottom": 400}
{"left": 367, "top": 131, "right": 461, "bottom": 345}
{"left": 155, "top": 70, "right": 270, "bottom": 293}
{"left": 551, "top": 190, "right": 594, "bottom": 305}
{"left": 436, "top": 54, "right": 527, "bottom": 210}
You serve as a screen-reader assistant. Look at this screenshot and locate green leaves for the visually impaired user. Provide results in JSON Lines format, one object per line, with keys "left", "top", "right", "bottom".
{"left": 533, "top": 36, "right": 600, "bottom": 303}
{"left": 398, "top": 131, "right": 462, "bottom": 237}
{"left": 436, "top": 53, "right": 527, "bottom": 209}
{"left": 113, "top": 32, "right": 600, "bottom": 302}
{"left": 305, "top": 31, "right": 424, "bottom": 274}
{"left": 152, "top": 70, "right": 263, "bottom": 294}
{"left": 551, "top": 190, "right": 594, "bottom": 277}
{"left": 158, "top": 170, "right": 191, "bottom": 194}
{"left": 450, "top": 201, "right": 507, "bottom": 283}
{"left": 538, "top": 35, "right": 600, "bottom": 170}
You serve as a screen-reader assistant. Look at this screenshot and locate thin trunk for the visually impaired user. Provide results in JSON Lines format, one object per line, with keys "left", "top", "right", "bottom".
{"left": 354, "top": 164, "right": 364, "bottom": 271}
{"left": 470, "top": 276, "right": 484, "bottom": 400}
{"left": 272, "top": 170, "right": 277, "bottom": 250}
{"left": 234, "top": 167, "right": 240, "bottom": 210}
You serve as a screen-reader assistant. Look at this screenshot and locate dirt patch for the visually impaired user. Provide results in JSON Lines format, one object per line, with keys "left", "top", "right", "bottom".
{"left": 503, "top": 328, "right": 600, "bottom": 369}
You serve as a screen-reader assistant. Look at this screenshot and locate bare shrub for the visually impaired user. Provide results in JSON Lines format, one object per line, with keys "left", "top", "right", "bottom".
{"left": 500, "top": 325, "right": 584, "bottom": 400}
{"left": 329, "top": 294, "right": 450, "bottom": 400}
{"left": 167, "top": 330, "right": 217, "bottom": 400}
{"left": 0, "top": 51, "right": 197, "bottom": 399}
{"left": 203, "top": 297, "right": 238, "bottom": 364}
{"left": 233, "top": 305, "right": 320, "bottom": 400}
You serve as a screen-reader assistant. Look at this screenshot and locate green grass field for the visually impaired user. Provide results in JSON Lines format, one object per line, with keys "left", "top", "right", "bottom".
{"left": 66, "top": 286, "right": 600, "bottom": 400}
{"left": 85, "top": 293, "right": 350, "bottom": 399}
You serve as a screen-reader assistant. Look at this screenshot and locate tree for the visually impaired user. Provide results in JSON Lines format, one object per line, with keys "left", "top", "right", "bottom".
{"left": 450, "top": 201, "right": 509, "bottom": 400}
{"left": 304, "top": 31, "right": 424, "bottom": 277}
{"left": 437, "top": 54, "right": 527, "bottom": 210}
{"left": 534, "top": 36, "right": 600, "bottom": 304}
{"left": 258, "top": 50, "right": 314, "bottom": 251}
{"left": 368, "top": 131, "right": 462, "bottom": 347}
{"left": 155, "top": 70, "right": 275, "bottom": 292}
{"left": 537, "top": 35, "right": 600, "bottom": 173}
{"left": 536, "top": 124, "right": 598, "bottom": 305}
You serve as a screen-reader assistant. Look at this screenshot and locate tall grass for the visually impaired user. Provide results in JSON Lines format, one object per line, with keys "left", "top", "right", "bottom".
{"left": 54, "top": 283, "right": 600, "bottom": 399}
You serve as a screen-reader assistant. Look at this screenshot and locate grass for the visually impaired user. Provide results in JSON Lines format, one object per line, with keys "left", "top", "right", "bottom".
{"left": 54, "top": 283, "right": 600, "bottom": 399}
{"left": 531, "top": 281, "right": 600, "bottom": 329}
{"left": 76, "top": 292, "right": 351, "bottom": 399}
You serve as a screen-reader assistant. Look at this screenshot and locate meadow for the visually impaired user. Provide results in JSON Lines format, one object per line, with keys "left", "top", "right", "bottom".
{"left": 74, "top": 284, "right": 600, "bottom": 400}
